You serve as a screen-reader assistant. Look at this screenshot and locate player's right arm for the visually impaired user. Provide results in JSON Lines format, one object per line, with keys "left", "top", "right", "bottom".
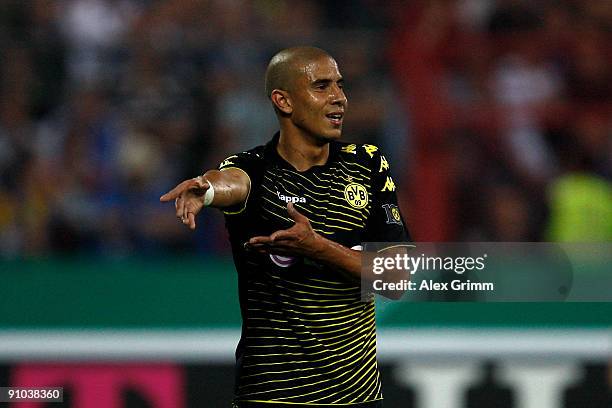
{"left": 159, "top": 168, "right": 250, "bottom": 230}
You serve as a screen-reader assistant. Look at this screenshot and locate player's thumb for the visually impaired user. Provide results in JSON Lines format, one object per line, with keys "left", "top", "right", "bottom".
{"left": 194, "top": 176, "right": 210, "bottom": 190}
{"left": 160, "top": 178, "right": 204, "bottom": 202}
{"left": 287, "top": 202, "right": 308, "bottom": 223}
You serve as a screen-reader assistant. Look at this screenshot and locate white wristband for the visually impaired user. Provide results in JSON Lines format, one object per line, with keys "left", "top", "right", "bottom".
{"left": 202, "top": 178, "right": 215, "bottom": 207}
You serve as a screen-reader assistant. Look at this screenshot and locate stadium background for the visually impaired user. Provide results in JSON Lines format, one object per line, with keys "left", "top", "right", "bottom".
{"left": 0, "top": 0, "right": 610, "bottom": 407}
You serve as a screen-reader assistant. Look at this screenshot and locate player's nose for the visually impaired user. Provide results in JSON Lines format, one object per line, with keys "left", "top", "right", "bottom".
{"left": 330, "top": 85, "right": 347, "bottom": 106}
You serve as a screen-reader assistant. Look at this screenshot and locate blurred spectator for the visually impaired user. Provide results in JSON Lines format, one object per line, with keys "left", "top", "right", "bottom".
{"left": 59, "top": 0, "right": 140, "bottom": 84}
{"left": 391, "top": 0, "right": 610, "bottom": 241}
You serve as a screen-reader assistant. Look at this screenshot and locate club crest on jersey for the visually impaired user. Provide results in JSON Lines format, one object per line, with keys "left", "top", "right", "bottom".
{"left": 277, "top": 190, "right": 306, "bottom": 204}
{"left": 344, "top": 183, "right": 368, "bottom": 209}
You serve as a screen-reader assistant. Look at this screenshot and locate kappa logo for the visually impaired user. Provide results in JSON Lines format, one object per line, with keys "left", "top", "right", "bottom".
{"left": 219, "top": 155, "right": 238, "bottom": 168}
{"left": 277, "top": 190, "right": 306, "bottom": 204}
{"left": 382, "top": 176, "right": 396, "bottom": 192}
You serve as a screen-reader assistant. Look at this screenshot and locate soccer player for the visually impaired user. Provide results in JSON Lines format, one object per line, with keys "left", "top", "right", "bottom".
{"left": 160, "top": 46, "right": 409, "bottom": 408}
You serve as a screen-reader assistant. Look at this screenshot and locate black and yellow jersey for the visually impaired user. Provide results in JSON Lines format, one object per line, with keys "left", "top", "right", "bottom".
{"left": 219, "top": 133, "right": 409, "bottom": 407}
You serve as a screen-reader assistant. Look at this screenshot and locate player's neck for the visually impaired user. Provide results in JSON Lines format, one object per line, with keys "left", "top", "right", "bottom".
{"left": 277, "top": 130, "right": 330, "bottom": 172}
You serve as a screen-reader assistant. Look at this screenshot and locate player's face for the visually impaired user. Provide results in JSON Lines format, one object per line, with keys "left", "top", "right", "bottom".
{"left": 289, "top": 56, "right": 347, "bottom": 141}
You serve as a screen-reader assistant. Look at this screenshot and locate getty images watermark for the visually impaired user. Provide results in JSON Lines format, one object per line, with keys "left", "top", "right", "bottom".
{"left": 360, "top": 242, "right": 612, "bottom": 302}
{"left": 371, "top": 247, "right": 492, "bottom": 293}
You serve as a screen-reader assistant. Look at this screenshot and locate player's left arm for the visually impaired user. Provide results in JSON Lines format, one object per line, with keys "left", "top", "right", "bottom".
{"left": 246, "top": 202, "right": 362, "bottom": 278}
{"left": 247, "top": 203, "right": 406, "bottom": 301}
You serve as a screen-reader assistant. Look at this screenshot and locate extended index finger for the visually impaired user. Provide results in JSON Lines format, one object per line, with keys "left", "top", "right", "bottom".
{"left": 160, "top": 178, "right": 202, "bottom": 202}
{"left": 249, "top": 235, "right": 274, "bottom": 245}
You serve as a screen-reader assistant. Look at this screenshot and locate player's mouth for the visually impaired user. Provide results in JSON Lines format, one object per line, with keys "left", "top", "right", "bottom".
{"left": 326, "top": 111, "right": 344, "bottom": 126}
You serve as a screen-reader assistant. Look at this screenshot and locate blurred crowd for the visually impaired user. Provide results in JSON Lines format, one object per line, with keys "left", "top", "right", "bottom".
{"left": 0, "top": 0, "right": 402, "bottom": 257}
{"left": 392, "top": 0, "right": 611, "bottom": 241}
{"left": 0, "top": 0, "right": 610, "bottom": 257}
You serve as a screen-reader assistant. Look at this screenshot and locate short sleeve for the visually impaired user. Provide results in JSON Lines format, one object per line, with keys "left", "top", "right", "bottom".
{"left": 218, "top": 150, "right": 260, "bottom": 215}
{"left": 362, "top": 146, "right": 411, "bottom": 242}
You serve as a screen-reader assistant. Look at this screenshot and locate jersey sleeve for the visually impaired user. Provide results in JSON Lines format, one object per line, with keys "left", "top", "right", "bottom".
{"left": 217, "top": 150, "right": 260, "bottom": 215}
{"left": 362, "top": 145, "right": 411, "bottom": 242}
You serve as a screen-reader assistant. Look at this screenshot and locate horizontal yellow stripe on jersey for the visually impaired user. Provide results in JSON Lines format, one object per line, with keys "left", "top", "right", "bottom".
{"left": 242, "top": 335, "right": 376, "bottom": 369}
{"left": 262, "top": 349, "right": 378, "bottom": 401}
{"left": 239, "top": 398, "right": 382, "bottom": 406}
{"left": 239, "top": 354, "right": 376, "bottom": 398}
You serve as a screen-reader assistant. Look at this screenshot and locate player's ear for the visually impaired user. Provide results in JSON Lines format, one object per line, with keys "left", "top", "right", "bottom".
{"left": 271, "top": 89, "right": 292, "bottom": 114}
